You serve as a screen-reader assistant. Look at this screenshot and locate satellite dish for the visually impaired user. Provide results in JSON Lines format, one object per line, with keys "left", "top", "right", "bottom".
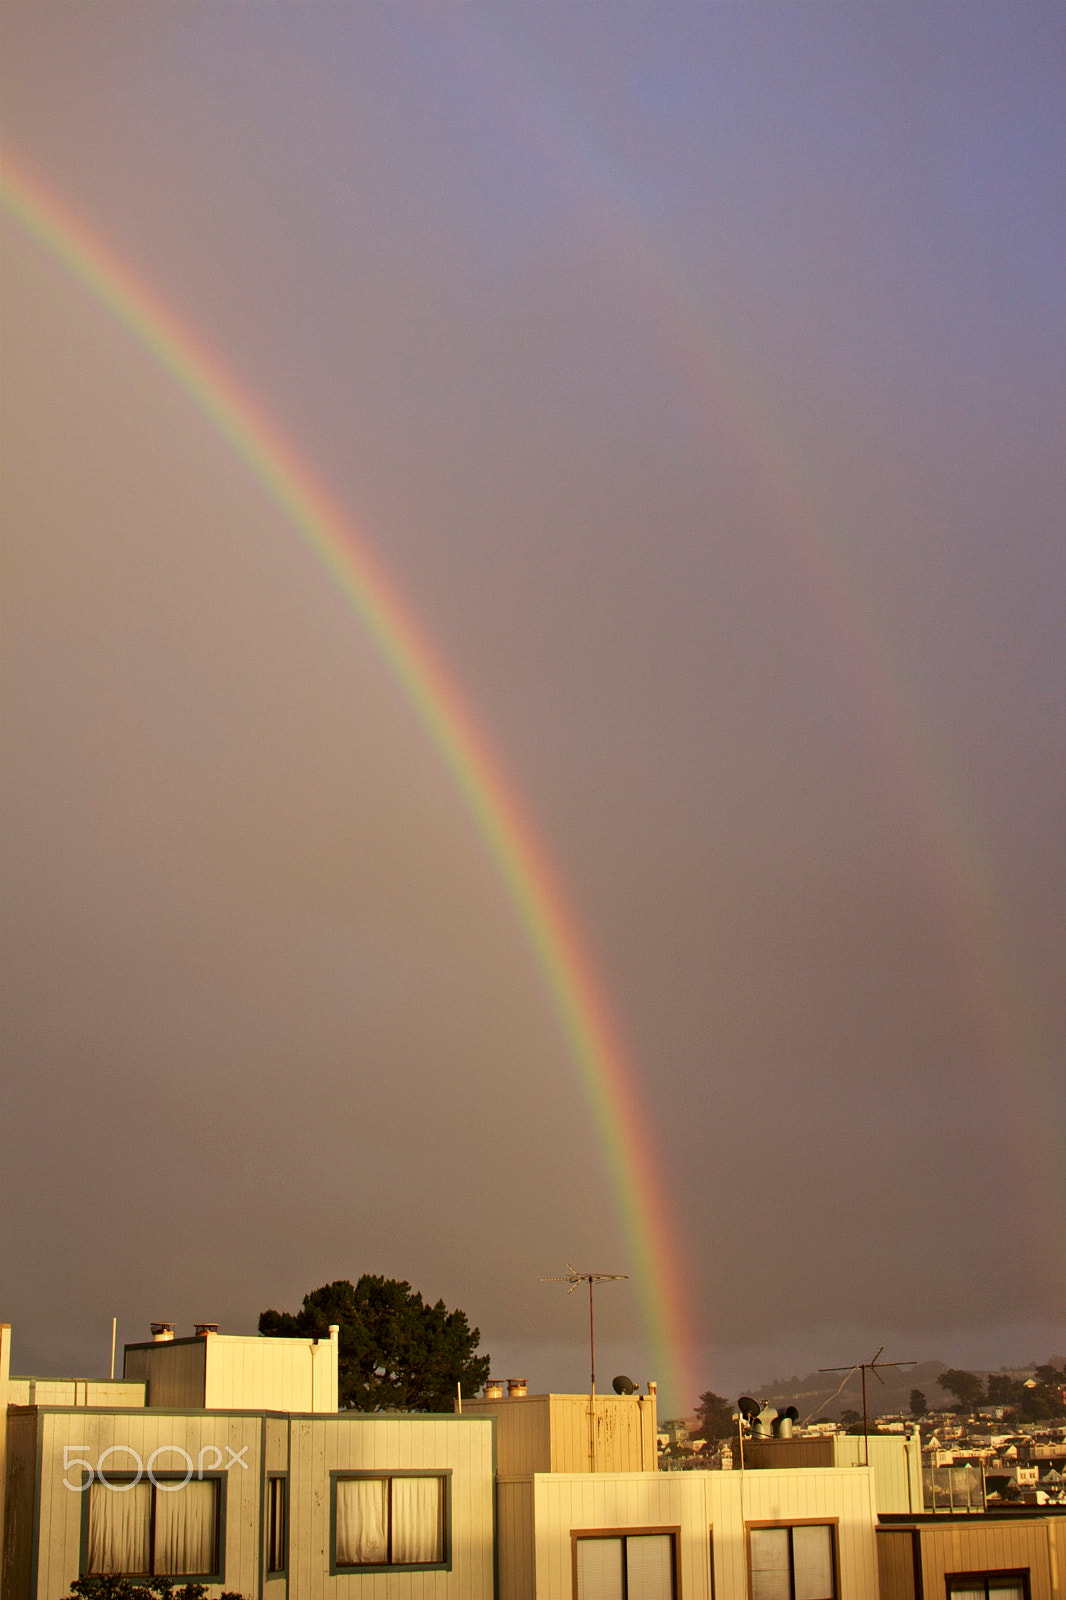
{"left": 613, "top": 1375, "right": 637, "bottom": 1395}
{"left": 738, "top": 1396, "right": 761, "bottom": 1420}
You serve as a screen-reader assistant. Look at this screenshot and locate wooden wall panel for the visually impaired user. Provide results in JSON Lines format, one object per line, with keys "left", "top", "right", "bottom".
{"left": 918, "top": 1518, "right": 1054, "bottom": 1600}
{"left": 497, "top": 1480, "right": 535, "bottom": 1600}
{"left": 877, "top": 1528, "right": 917, "bottom": 1600}
{"left": 3, "top": 1410, "right": 40, "bottom": 1600}
{"left": 531, "top": 1465, "right": 880, "bottom": 1600}
{"left": 288, "top": 1414, "right": 495, "bottom": 1600}
{"left": 124, "top": 1341, "right": 207, "bottom": 1409}
{"left": 30, "top": 1408, "right": 263, "bottom": 1600}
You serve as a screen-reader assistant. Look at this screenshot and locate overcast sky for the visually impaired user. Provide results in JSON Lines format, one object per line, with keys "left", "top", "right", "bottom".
{"left": 2, "top": 3, "right": 1064, "bottom": 1412}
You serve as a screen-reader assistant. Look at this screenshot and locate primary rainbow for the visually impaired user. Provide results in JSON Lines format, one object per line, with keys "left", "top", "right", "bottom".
{"left": 1, "top": 148, "right": 697, "bottom": 1412}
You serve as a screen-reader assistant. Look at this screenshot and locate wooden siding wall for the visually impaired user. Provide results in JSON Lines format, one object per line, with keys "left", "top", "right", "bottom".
{"left": 265, "top": 1416, "right": 290, "bottom": 1475}
{"left": 497, "top": 1480, "right": 535, "bottom": 1600}
{"left": 124, "top": 1341, "right": 207, "bottom": 1409}
{"left": 833, "top": 1435, "right": 923, "bottom": 1517}
{"left": 547, "top": 1396, "right": 657, "bottom": 1474}
{"left": 1049, "top": 1518, "right": 1066, "bottom": 1598}
{"left": 743, "top": 1439, "right": 835, "bottom": 1471}
{"left": 28, "top": 1409, "right": 264, "bottom": 1600}
{"left": 744, "top": 1434, "right": 922, "bottom": 1517}
{"left": 203, "top": 1337, "right": 337, "bottom": 1414}
{"left": 877, "top": 1528, "right": 917, "bottom": 1600}
{"left": 286, "top": 1414, "right": 495, "bottom": 1600}
{"left": 532, "top": 1465, "right": 879, "bottom": 1600}
{"left": 917, "top": 1518, "right": 1056, "bottom": 1600}
{"left": 5, "top": 1381, "right": 146, "bottom": 1409}
{"left": 2, "top": 1409, "right": 39, "bottom": 1600}
{"left": 122, "top": 1335, "right": 338, "bottom": 1415}
{"left": 13, "top": 1408, "right": 495, "bottom": 1600}
{"left": 462, "top": 1393, "right": 657, "bottom": 1477}
{"left": 533, "top": 1470, "right": 690, "bottom": 1599}
{"left": 462, "top": 1397, "right": 552, "bottom": 1476}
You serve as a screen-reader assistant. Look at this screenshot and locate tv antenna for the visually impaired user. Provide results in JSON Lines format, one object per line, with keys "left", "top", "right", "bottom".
{"left": 818, "top": 1347, "right": 914, "bottom": 1463}
{"left": 541, "top": 1266, "right": 628, "bottom": 1469}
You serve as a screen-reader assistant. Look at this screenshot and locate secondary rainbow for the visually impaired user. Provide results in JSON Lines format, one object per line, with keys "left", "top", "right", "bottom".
{"left": 1, "top": 148, "right": 697, "bottom": 1412}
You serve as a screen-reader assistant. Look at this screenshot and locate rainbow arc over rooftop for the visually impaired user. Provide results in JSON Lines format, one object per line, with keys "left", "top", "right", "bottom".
{"left": 1, "top": 149, "right": 697, "bottom": 1413}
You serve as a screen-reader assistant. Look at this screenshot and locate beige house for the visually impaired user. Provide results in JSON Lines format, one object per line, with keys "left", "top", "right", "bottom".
{"left": 2, "top": 1323, "right": 494, "bottom": 1600}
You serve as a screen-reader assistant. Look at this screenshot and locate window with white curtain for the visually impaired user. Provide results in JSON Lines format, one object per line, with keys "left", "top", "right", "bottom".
{"left": 750, "top": 1524, "right": 835, "bottom": 1600}
{"left": 334, "top": 1474, "right": 446, "bottom": 1568}
{"left": 86, "top": 1478, "right": 220, "bottom": 1577}
{"left": 946, "top": 1576, "right": 1029, "bottom": 1600}
{"left": 574, "top": 1532, "right": 676, "bottom": 1600}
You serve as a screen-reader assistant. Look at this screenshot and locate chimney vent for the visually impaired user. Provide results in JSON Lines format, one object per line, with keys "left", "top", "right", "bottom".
{"left": 150, "top": 1323, "right": 175, "bottom": 1342}
{"left": 484, "top": 1379, "right": 504, "bottom": 1399}
{"left": 507, "top": 1378, "right": 527, "bottom": 1397}
{"left": 194, "top": 1324, "right": 219, "bottom": 1337}
{"left": 773, "top": 1406, "right": 799, "bottom": 1439}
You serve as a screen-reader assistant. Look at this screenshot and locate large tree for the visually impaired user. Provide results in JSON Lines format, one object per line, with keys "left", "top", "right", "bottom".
{"left": 692, "top": 1390, "right": 735, "bottom": 1444}
{"left": 939, "top": 1369, "right": 985, "bottom": 1413}
{"left": 259, "top": 1277, "right": 491, "bottom": 1412}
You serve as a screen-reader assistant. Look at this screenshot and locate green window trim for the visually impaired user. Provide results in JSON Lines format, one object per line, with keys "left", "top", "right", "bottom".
{"left": 78, "top": 1474, "right": 225, "bottom": 1583}
{"left": 266, "top": 1474, "right": 288, "bottom": 1575}
{"left": 329, "top": 1469, "right": 452, "bottom": 1575}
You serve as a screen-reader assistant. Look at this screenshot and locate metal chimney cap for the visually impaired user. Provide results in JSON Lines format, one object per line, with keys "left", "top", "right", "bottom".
{"left": 194, "top": 1324, "right": 219, "bottom": 1337}
{"left": 150, "top": 1322, "right": 175, "bottom": 1342}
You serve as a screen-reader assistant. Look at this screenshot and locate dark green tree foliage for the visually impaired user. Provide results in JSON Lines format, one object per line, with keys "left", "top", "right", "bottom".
{"left": 62, "top": 1580, "right": 246, "bottom": 1600}
{"left": 987, "top": 1364, "right": 1066, "bottom": 1422}
{"left": 909, "top": 1389, "right": 927, "bottom": 1417}
{"left": 939, "top": 1369, "right": 985, "bottom": 1412}
{"left": 692, "top": 1390, "right": 735, "bottom": 1443}
{"left": 937, "top": 1363, "right": 1066, "bottom": 1420}
{"left": 259, "top": 1277, "right": 491, "bottom": 1412}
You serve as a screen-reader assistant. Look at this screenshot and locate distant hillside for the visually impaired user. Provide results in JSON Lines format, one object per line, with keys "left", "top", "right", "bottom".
{"left": 751, "top": 1361, "right": 951, "bottom": 1422}
{"left": 748, "top": 1357, "right": 1065, "bottom": 1422}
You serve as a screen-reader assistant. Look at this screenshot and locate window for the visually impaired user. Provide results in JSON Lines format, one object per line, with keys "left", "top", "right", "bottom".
{"left": 266, "top": 1476, "right": 287, "bottom": 1574}
{"left": 574, "top": 1532, "right": 676, "bottom": 1600}
{"left": 334, "top": 1474, "right": 446, "bottom": 1569}
{"left": 86, "top": 1478, "right": 220, "bottom": 1577}
{"left": 946, "top": 1576, "right": 1030, "bottom": 1600}
{"left": 750, "top": 1524, "right": 835, "bottom": 1600}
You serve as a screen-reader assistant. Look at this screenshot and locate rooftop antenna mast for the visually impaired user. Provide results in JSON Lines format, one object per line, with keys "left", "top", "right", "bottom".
{"left": 541, "top": 1266, "right": 628, "bottom": 1471}
{"left": 819, "top": 1347, "right": 914, "bottom": 1465}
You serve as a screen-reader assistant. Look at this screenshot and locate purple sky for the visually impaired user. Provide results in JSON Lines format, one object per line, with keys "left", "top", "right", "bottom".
{"left": 2, "top": 4, "right": 1064, "bottom": 1411}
